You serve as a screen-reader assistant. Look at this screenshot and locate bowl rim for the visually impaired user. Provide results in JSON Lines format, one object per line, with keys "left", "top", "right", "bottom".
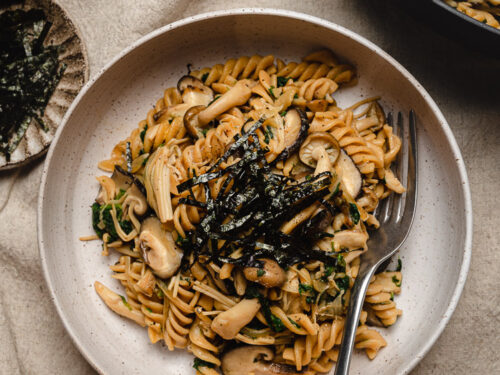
{"left": 37, "top": 8, "right": 473, "bottom": 375}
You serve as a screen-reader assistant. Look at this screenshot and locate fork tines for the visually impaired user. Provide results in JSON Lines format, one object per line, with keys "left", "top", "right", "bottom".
{"left": 374, "top": 111, "right": 417, "bottom": 225}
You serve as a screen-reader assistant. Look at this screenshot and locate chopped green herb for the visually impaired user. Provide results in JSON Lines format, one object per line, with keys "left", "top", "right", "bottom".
{"left": 349, "top": 203, "right": 360, "bottom": 225}
{"left": 139, "top": 124, "right": 148, "bottom": 142}
{"left": 120, "top": 295, "right": 132, "bottom": 311}
{"left": 244, "top": 284, "right": 261, "bottom": 299}
{"left": 269, "top": 313, "right": 285, "bottom": 332}
{"left": 257, "top": 269, "right": 265, "bottom": 277}
{"left": 201, "top": 72, "right": 209, "bottom": 83}
{"left": 155, "top": 288, "right": 164, "bottom": 299}
{"left": 390, "top": 291, "right": 394, "bottom": 301}
{"left": 288, "top": 317, "right": 301, "bottom": 329}
{"left": 268, "top": 86, "right": 276, "bottom": 99}
{"left": 396, "top": 258, "right": 402, "bottom": 272}
{"left": 263, "top": 125, "right": 274, "bottom": 144}
{"left": 246, "top": 287, "right": 286, "bottom": 332}
{"left": 294, "top": 93, "right": 299, "bottom": 99}
{"left": 193, "top": 358, "right": 215, "bottom": 371}
{"left": 91, "top": 202, "right": 132, "bottom": 242}
{"left": 392, "top": 275, "right": 401, "bottom": 287}
{"left": 305, "top": 175, "right": 312, "bottom": 181}
{"left": 306, "top": 296, "right": 316, "bottom": 304}
{"left": 337, "top": 254, "right": 346, "bottom": 269}
{"left": 201, "top": 128, "right": 209, "bottom": 136}
{"left": 277, "top": 76, "right": 289, "bottom": 87}
{"left": 280, "top": 110, "right": 287, "bottom": 117}
{"left": 207, "top": 94, "right": 221, "bottom": 107}
{"left": 336, "top": 276, "right": 350, "bottom": 291}
{"left": 115, "top": 189, "right": 126, "bottom": 200}
{"left": 330, "top": 241, "right": 335, "bottom": 252}
{"left": 298, "top": 283, "right": 313, "bottom": 295}
{"left": 323, "top": 266, "right": 334, "bottom": 280}
{"left": 175, "top": 233, "right": 191, "bottom": 248}
{"left": 332, "top": 182, "right": 340, "bottom": 196}
{"left": 146, "top": 307, "right": 152, "bottom": 313}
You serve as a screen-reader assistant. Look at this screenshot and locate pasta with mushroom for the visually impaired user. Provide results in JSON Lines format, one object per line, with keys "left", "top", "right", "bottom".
{"left": 443, "top": 0, "right": 500, "bottom": 29}
{"left": 83, "top": 49, "right": 406, "bottom": 374}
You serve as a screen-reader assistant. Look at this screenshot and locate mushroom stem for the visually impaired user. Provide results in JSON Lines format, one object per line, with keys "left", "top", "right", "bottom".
{"left": 198, "top": 80, "right": 253, "bottom": 126}
{"left": 139, "top": 217, "right": 182, "bottom": 278}
{"left": 221, "top": 346, "right": 303, "bottom": 375}
{"left": 243, "top": 258, "right": 286, "bottom": 288}
{"left": 94, "top": 281, "right": 145, "bottom": 327}
{"left": 211, "top": 298, "right": 261, "bottom": 340}
{"left": 312, "top": 146, "right": 332, "bottom": 175}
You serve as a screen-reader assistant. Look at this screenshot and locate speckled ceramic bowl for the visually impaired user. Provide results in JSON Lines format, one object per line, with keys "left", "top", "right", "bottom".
{"left": 38, "top": 9, "right": 472, "bottom": 375}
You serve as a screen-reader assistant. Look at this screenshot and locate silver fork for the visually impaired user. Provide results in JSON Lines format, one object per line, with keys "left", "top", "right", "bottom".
{"left": 334, "top": 111, "right": 418, "bottom": 375}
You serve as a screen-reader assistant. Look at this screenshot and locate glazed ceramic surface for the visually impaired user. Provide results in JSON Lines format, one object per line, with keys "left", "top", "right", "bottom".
{"left": 38, "top": 9, "right": 472, "bottom": 375}
{"left": 0, "top": 0, "right": 88, "bottom": 170}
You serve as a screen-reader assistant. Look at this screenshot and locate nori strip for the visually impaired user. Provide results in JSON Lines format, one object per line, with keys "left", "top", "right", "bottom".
{"left": 0, "top": 9, "right": 66, "bottom": 160}
{"left": 175, "top": 117, "right": 347, "bottom": 270}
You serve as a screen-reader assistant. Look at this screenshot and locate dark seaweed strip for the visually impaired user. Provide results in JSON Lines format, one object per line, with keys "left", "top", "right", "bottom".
{"left": 173, "top": 115, "right": 350, "bottom": 270}
{"left": 0, "top": 9, "right": 66, "bottom": 160}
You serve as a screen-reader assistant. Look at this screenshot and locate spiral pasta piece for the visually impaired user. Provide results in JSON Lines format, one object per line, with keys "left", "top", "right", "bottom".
{"left": 87, "top": 50, "right": 407, "bottom": 374}
{"left": 365, "top": 271, "right": 403, "bottom": 327}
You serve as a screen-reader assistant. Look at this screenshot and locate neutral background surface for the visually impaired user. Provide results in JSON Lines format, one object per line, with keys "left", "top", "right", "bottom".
{"left": 0, "top": 1, "right": 499, "bottom": 374}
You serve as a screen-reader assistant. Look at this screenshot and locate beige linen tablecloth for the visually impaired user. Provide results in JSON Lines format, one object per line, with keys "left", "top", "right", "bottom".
{"left": 1, "top": 1, "right": 499, "bottom": 374}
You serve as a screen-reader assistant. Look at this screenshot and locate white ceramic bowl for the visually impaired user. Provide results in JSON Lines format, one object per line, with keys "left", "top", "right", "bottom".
{"left": 38, "top": 9, "right": 472, "bottom": 375}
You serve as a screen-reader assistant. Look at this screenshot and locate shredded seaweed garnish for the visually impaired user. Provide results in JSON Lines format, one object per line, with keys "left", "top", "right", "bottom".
{"left": 0, "top": 9, "right": 66, "bottom": 160}
{"left": 193, "top": 358, "right": 215, "bottom": 370}
{"left": 176, "top": 119, "right": 345, "bottom": 271}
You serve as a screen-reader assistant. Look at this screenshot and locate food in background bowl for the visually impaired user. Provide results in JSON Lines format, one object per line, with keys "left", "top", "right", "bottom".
{"left": 443, "top": 0, "right": 500, "bottom": 29}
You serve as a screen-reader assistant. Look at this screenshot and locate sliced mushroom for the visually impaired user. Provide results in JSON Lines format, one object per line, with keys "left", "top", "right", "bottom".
{"left": 221, "top": 346, "right": 302, "bottom": 375}
{"left": 94, "top": 281, "right": 145, "bottom": 327}
{"left": 243, "top": 258, "right": 286, "bottom": 288}
{"left": 143, "top": 147, "right": 173, "bottom": 223}
{"left": 275, "top": 108, "right": 309, "bottom": 162}
{"left": 154, "top": 76, "right": 214, "bottom": 123}
{"left": 299, "top": 132, "right": 340, "bottom": 175}
{"left": 177, "top": 75, "right": 214, "bottom": 107}
{"left": 183, "top": 105, "right": 206, "bottom": 138}
{"left": 96, "top": 165, "right": 133, "bottom": 203}
{"left": 197, "top": 80, "right": 253, "bottom": 126}
{"left": 335, "top": 150, "right": 362, "bottom": 198}
{"left": 123, "top": 182, "right": 147, "bottom": 216}
{"left": 139, "top": 216, "right": 182, "bottom": 279}
{"left": 211, "top": 298, "right": 260, "bottom": 340}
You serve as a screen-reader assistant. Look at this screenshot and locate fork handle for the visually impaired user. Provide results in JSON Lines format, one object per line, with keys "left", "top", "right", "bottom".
{"left": 334, "top": 263, "right": 378, "bottom": 375}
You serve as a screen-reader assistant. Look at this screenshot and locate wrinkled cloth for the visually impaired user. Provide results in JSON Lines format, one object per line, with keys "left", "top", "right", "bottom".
{"left": 0, "top": 1, "right": 499, "bottom": 374}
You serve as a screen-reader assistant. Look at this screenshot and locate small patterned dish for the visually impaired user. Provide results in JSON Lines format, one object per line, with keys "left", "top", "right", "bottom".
{"left": 0, "top": 0, "right": 88, "bottom": 171}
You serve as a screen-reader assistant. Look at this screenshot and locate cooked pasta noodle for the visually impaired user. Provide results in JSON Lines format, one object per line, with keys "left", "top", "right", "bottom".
{"left": 85, "top": 49, "right": 405, "bottom": 374}
{"left": 444, "top": 0, "right": 500, "bottom": 29}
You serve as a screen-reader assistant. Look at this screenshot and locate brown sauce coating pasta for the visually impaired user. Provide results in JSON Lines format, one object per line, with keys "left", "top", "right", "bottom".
{"left": 85, "top": 50, "right": 405, "bottom": 374}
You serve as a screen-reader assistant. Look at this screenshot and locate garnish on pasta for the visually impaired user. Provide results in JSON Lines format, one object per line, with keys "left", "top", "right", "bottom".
{"left": 84, "top": 50, "right": 405, "bottom": 374}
